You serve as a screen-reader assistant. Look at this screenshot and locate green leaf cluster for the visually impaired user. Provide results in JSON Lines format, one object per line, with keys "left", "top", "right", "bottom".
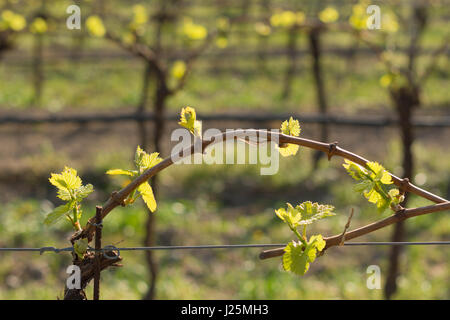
{"left": 270, "top": 10, "right": 305, "bottom": 29}
{"left": 343, "top": 160, "right": 404, "bottom": 212}
{"left": 0, "top": 10, "right": 26, "bottom": 31}
{"left": 45, "top": 167, "right": 94, "bottom": 232}
{"left": 180, "top": 17, "right": 207, "bottom": 40}
{"left": 283, "top": 236, "right": 326, "bottom": 275}
{"left": 275, "top": 202, "right": 335, "bottom": 229}
{"left": 129, "top": 4, "right": 148, "bottom": 34}
{"left": 178, "top": 106, "right": 202, "bottom": 138}
{"left": 107, "top": 146, "right": 163, "bottom": 212}
{"left": 278, "top": 117, "right": 301, "bottom": 157}
{"left": 275, "top": 201, "right": 334, "bottom": 276}
{"left": 319, "top": 7, "right": 339, "bottom": 24}
{"left": 171, "top": 60, "right": 187, "bottom": 79}
{"left": 30, "top": 17, "right": 47, "bottom": 34}
{"left": 86, "top": 15, "right": 105, "bottom": 37}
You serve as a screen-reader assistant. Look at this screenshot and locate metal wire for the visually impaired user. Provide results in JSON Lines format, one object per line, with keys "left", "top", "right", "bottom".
{"left": 0, "top": 241, "right": 449, "bottom": 254}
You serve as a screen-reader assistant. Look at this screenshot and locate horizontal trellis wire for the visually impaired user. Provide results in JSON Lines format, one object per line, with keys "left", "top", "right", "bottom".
{"left": 0, "top": 241, "right": 449, "bottom": 254}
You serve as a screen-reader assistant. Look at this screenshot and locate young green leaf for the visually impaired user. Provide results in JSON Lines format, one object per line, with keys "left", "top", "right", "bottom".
{"left": 278, "top": 117, "right": 301, "bottom": 157}
{"left": 343, "top": 159, "right": 399, "bottom": 213}
{"left": 137, "top": 182, "right": 157, "bottom": 212}
{"left": 49, "top": 166, "right": 82, "bottom": 191}
{"left": 107, "top": 146, "right": 162, "bottom": 211}
{"left": 86, "top": 15, "right": 105, "bottom": 37}
{"left": 295, "top": 201, "right": 335, "bottom": 225}
{"left": 281, "top": 116, "right": 301, "bottom": 136}
{"left": 57, "top": 188, "right": 72, "bottom": 201}
{"left": 275, "top": 203, "right": 301, "bottom": 228}
{"left": 282, "top": 241, "right": 308, "bottom": 275}
{"left": 367, "top": 162, "right": 393, "bottom": 185}
{"left": 74, "top": 238, "right": 88, "bottom": 260}
{"left": 44, "top": 202, "right": 74, "bottom": 226}
{"left": 47, "top": 167, "right": 93, "bottom": 230}
{"left": 319, "top": 7, "right": 339, "bottom": 23}
{"left": 0, "top": 10, "right": 26, "bottom": 31}
{"left": 178, "top": 107, "right": 202, "bottom": 138}
{"left": 276, "top": 202, "right": 330, "bottom": 275}
{"left": 389, "top": 188, "right": 405, "bottom": 207}
{"left": 342, "top": 159, "right": 367, "bottom": 180}
{"left": 171, "top": 60, "right": 187, "bottom": 79}
{"left": 276, "top": 202, "right": 335, "bottom": 227}
{"left": 135, "top": 146, "right": 163, "bottom": 172}
{"left": 30, "top": 17, "right": 47, "bottom": 34}
{"left": 282, "top": 235, "right": 326, "bottom": 275}
{"left": 181, "top": 18, "right": 207, "bottom": 40}
{"left": 130, "top": 4, "right": 148, "bottom": 31}
{"left": 74, "top": 184, "right": 94, "bottom": 201}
